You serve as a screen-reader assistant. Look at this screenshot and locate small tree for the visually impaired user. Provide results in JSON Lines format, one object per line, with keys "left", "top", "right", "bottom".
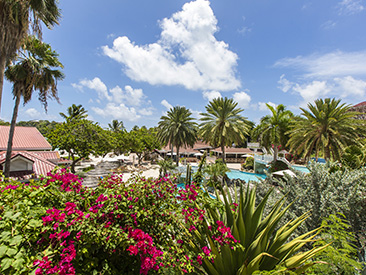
{"left": 127, "top": 127, "right": 161, "bottom": 165}
{"left": 47, "top": 119, "right": 112, "bottom": 172}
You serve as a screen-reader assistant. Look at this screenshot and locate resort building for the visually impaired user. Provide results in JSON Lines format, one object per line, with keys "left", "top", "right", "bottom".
{"left": 0, "top": 126, "right": 68, "bottom": 179}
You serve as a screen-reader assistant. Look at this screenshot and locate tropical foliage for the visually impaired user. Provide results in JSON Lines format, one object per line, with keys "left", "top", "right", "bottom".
{"left": 0, "top": 0, "right": 61, "bottom": 112}
{"left": 287, "top": 98, "right": 364, "bottom": 161}
{"left": 252, "top": 104, "right": 293, "bottom": 161}
{"left": 59, "top": 104, "right": 88, "bottom": 121}
{"left": 3, "top": 36, "right": 64, "bottom": 177}
{"left": 183, "top": 183, "right": 326, "bottom": 275}
{"left": 199, "top": 97, "right": 251, "bottom": 162}
{"left": 157, "top": 106, "right": 197, "bottom": 165}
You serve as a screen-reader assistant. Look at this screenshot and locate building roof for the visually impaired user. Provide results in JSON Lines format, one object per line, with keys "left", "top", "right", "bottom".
{"left": 0, "top": 126, "right": 52, "bottom": 151}
{"left": 159, "top": 141, "right": 213, "bottom": 154}
{"left": 211, "top": 147, "right": 254, "bottom": 155}
{"left": 353, "top": 101, "right": 366, "bottom": 108}
{"left": 0, "top": 151, "right": 56, "bottom": 178}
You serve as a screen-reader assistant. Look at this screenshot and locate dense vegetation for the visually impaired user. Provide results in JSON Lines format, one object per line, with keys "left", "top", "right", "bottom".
{"left": 0, "top": 168, "right": 333, "bottom": 275}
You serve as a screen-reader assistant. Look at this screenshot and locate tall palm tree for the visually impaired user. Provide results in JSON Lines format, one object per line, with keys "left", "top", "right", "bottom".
{"left": 59, "top": 104, "right": 88, "bottom": 121}
{"left": 287, "top": 98, "right": 363, "bottom": 161}
{"left": 157, "top": 106, "right": 197, "bottom": 165}
{"left": 0, "top": 0, "right": 61, "bottom": 114}
{"left": 108, "top": 119, "right": 125, "bottom": 132}
{"left": 252, "top": 104, "right": 293, "bottom": 161}
{"left": 199, "top": 97, "right": 251, "bottom": 162}
{"left": 4, "top": 37, "right": 64, "bottom": 177}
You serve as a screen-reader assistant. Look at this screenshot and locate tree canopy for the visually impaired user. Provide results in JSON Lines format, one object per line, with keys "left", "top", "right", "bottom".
{"left": 199, "top": 97, "right": 251, "bottom": 162}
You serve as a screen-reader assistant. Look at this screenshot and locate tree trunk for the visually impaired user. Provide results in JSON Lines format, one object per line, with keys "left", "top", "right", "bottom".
{"left": 171, "top": 143, "right": 174, "bottom": 160}
{"left": 221, "top": 143, "right": 225, "bottom": 163}
{"left": 176, "top": 146, "right": 180, "bottom": 166}
{"left": 4, "top": 95, "right": 20, "bottom": 178}
{"left": 325, "top": 145, "right": 331, "bottom": 161}
{"left": 273, "top": 144, "right": 278, "bottom": 162}
{"left": 0, "top": 54, "right": 6, "bottom": 115}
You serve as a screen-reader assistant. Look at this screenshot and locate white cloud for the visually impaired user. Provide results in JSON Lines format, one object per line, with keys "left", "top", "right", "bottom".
{"left": 258, "top": 102, "right": 277, "bottom": 111}
{"left": 25, "top": 108, "right": 41, "bottom": 119}
{"left": 109, "top": 85, "right": 145, "bottom": 106}
{"left": 321, "top": 20, "right": 337, "bottom": 30}
{"left": 233, "top": 91, "right": 251, "bottom": 109}
{"left": 337, "top": 0, "right": 365, "bottom": 15}
{"left": 274, "top": 50, "right": 366, "bottom": 78}
{"left": 71, "top": 83, "right": 84, "bottom": 92}
{"left": 79, "top": 77, "right": 111, "bottom": 101}
{"left": 74, "top": 78, "right": 148, "bottom": 107}
{"left": 202, "top": 90, "right": 221, "bottom": 101}
{"left": 161, "top": 99, "right": 173, "bottom": 110}
{"left": 92, "top": 103, "right": 140, "bottom": 121}
{"left": 334, "top": 76, "right": 366, "bottom": 97}
{"left": 277, "top": 74, "right": 293, "bottom": 93}
{"left": 102, "top": 0, "right": 240, "bottom": 91}
{"left": 189, "top": 109, "right": 202, "bottom": 120}
{"left": 138, "top": 107, "right": 155, "bottom": 116}
{"left": 293, "top": 81, "right": 332, "bottom": 106}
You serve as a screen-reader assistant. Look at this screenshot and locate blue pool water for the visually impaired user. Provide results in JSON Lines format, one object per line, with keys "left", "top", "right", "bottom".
{"left": 292, "top": 165, "right": 310, "bottom": 173}
{"left": 226, "top": 170, "right": 266, "bottom": 182}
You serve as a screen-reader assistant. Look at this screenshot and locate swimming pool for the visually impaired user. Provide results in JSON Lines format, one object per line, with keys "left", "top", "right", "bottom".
{"left": 292, "top": 165, "right": 310, "bottom": 173}
{"left": 226, "top": 170, "right": 266, "bottom": 182}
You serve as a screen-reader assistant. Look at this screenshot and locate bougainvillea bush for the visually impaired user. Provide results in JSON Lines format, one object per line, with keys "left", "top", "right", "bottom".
{"left": 0, "top": 169, "right": 232, "bottom": 274}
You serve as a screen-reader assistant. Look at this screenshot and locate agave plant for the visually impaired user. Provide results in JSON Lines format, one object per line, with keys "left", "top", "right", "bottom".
{"left": 183, "top": 184, "right": 327, "bottom": 274}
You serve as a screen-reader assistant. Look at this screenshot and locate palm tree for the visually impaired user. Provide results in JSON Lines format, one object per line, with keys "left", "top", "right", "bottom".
{"left": 252, "top": 104, "right": 293, "bottom": 161}
{"left": 199, "top": 97, "right": 251, "bottom": 162}
{"left": 0, "top": 0, "right": 61, "bottom": 114}
{"left": 4, "top": 37, "right": 64, "bottom": 177}
{"left": 287, "top": 98, "right": 363, "bottom": 161}
{"left": 157, "top": 106, "right": 197, "bottom": 165}
{"left": 59, "top": 104, "right": 88, "bottom": 121}
{"left": 108, "top": 119, "right": 125, "bottom": 132}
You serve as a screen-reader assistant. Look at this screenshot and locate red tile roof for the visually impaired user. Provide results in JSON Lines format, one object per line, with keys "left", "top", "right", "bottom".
{"left": 211, "top": 147, "right": 254, "bottom": 154}
{"left": 0, "top": 126, "right": 52, "bottom": 151}
{"left": 0, "top": 151, "right": 56, "bottom": 179}
{"left": 353, "top": 101, "right": 366, "bottom": 108}
{"left": 160, "top": 141, "right": 213, "bottom": 154}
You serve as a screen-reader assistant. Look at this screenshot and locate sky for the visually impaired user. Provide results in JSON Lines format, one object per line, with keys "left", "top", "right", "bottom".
{"left": 2, "top": 0, "right": 366, "bottom": 130}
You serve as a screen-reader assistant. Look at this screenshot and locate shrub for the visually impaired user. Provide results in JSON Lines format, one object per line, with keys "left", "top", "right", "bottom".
{"left": 0, "top": 168, "right": 227, "bottom": 274}
{"left": 257, "top": 162, "right": 366, "bottom": 267}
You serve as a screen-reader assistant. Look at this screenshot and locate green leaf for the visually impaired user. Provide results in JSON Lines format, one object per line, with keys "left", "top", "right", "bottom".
{"left": 10, "top": 235, "right": 23, "bottom": 246}
{"left": 6, "top": 247, "right": 17, "bottom": 257}
{"left": 12, "top": 258, "right": 25, "bottom": 270}
{"left": 0, "top": 245, "right": 8, "bottom": 258}
{"left": 1, "top": 257, "right": 12, "bottom": 271}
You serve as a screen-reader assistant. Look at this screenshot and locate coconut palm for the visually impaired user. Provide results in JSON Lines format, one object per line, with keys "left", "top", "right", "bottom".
{"left": 0, "top": 0, "right": 61, "bottom": 113}
{"left": 287, "top": 98, "right": 363, "bottom": 161}
{"left": 157, "top": 106, "right": 197, "bottom": 165}
{"left": 252, "top": 104, "right": 293, "bottom": 161}
{"left": 4, "top": 37, "right": 64, "bottom": 177}
{"left": 59, "top": 104, "right": 88, "bottom": 121}
{"left": 199, "top": 97, "right": 251, "bottom": 162}
{"left": 108, "top": 119, "right": 125, "bottom": 132}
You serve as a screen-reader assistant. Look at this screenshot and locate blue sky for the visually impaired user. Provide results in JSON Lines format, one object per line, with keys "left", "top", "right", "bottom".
{"left": 2, "top": 0, "right": 366, "bottom": 130}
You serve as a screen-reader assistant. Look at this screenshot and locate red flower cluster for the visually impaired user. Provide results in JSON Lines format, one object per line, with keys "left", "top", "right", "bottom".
{"left": 127, "top": 228, "right": 164, "bottom": 275}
